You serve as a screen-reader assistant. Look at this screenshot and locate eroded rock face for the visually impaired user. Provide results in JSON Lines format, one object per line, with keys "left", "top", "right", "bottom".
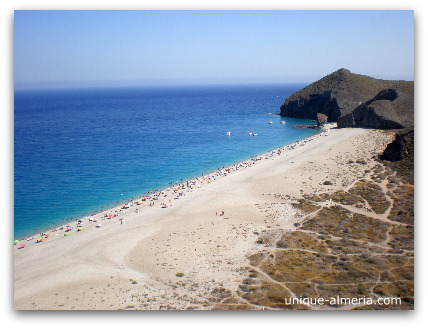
{"left": 380, "top": 130, "right": 414, "bottom": 162}
{"left": 351, "top": 105, "right": 404, "bottom": 129}
{"left": 281, "top": 90, "right": 341, "bottom": 121}
{"left": 336, "top": 113, "right": 355, "bottom": 128}
{"left": 374, "top": 88, "right": 399, "bottom": 101}
{"left": 337, "top": 88, "right": 407, "bottom": 129}
{"left": 316, "top": 113, "right": 328, "bottom": 128}
{"left": 378, "top": 130, "right": 414, "bottom": 185}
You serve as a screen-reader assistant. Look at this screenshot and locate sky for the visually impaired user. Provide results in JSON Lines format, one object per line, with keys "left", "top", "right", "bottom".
{"left": 14, "top": 10, "right": 414, "bottom": 89}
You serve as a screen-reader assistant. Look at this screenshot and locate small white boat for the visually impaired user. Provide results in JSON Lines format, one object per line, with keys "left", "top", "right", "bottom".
{"left": 226, "top": 131, "right": 231, "bottom": 136}
{"left": 280, "top": 121, "right": 286, "bottom": 124}
{"left": 268, "top": 121, "right": 273, "bottom": 124}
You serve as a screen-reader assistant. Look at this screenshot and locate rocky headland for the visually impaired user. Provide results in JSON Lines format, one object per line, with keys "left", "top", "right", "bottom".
{"left": 280, "top": 68, "right": 414, "bottom": 130}
{"left": 228, "top": 69, "right": 416, "bottom": 310}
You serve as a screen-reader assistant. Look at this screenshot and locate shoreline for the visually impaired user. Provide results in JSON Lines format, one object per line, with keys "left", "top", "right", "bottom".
{"left": 14, "top": 125, "right": 327, "bottom": 242}
{"left": 14, "top": 125, "right": 401, "bottom": 310}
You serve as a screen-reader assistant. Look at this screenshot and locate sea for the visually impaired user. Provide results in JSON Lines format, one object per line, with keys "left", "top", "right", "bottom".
{"left": 14, "top": 83, "right": 319, "bottom": 240}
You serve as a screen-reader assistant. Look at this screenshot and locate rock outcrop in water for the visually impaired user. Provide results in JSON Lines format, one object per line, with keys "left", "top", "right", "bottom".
{"left": 280, "top": 69, "right": 414, "bottom": 129}
{"left": 316, "top": 113, "right": 328, "bottom": 128}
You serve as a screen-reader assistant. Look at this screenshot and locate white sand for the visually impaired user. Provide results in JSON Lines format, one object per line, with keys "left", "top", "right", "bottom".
{"left": 13, "top": 126, "right": 395, "bottom": 310}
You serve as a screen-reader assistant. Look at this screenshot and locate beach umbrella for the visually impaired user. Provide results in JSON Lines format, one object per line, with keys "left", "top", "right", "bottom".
{"left": 20, "top": 244, "right": 25, "bottom": 248}
{"left": 14, "top": 240, "right": 18, "bottom": 245}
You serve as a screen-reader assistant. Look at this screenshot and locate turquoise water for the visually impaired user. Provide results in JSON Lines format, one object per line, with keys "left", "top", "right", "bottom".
{"left": 14, "top": 84, "right": 318, "bottom": 239}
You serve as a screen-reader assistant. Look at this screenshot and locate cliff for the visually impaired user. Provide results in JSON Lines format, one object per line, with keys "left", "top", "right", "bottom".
{"left": 380, "top": 129, "right": 414, "bottom": 184}
{"left": 280, "top": 69, "right": 414, "bottom": 129}
{"left": 381, "top": 129, "right": 414, "bottom": 161}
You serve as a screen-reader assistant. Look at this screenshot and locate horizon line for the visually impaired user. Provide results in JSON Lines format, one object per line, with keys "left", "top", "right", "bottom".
{"left": 14, "top": 80, "right": 313, "bottom": 92}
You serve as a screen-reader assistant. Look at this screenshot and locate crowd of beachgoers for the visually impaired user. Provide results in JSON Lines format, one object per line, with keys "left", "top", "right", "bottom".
{"left": 14, "top": 127, "right": 332, "bottom": 247}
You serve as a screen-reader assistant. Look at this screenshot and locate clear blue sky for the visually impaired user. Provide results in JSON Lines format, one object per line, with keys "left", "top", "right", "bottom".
{"left": 14, "top": 10, "right": 414, "bottom": 90}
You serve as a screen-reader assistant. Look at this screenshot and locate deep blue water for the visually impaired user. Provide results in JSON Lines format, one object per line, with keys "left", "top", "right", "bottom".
{"left": 14, "top": 83, "right": 317, "bottom": 240}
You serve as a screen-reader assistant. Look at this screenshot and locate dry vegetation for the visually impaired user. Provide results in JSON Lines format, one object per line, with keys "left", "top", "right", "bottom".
{"left": 213, "top": 160, "right": 414, "bottom": 310}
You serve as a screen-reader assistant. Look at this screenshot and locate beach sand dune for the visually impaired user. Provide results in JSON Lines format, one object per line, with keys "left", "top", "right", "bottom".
{"left": 14, "top": 127, "right": 398, "bottom": 310}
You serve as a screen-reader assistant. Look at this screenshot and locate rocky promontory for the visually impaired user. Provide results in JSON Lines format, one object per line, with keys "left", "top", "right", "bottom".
{"left": 280, "top": 69, "right": 414, "bottom": 129}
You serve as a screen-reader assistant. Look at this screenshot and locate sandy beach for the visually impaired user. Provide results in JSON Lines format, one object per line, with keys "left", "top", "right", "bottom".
{"left": 14, "top": 126, "right": 406, "bottom": 310}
